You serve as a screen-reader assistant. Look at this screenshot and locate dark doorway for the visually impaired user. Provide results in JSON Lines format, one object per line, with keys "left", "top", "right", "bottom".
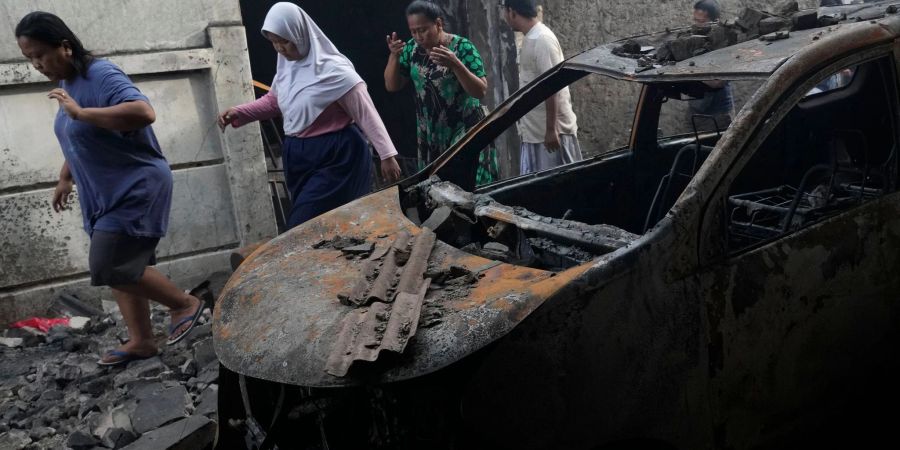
{"left": 238, "top": 0, "right": 418, "bottom": 160}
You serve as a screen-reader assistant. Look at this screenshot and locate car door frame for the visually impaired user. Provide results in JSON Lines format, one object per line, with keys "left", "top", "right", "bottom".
{"left": 692, "top": 41, "right": 900, "bottom": 448}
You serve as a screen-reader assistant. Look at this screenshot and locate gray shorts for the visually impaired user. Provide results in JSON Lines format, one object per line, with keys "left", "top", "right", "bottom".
{"left": 89, "top": 231, "right": 159, "bottom": 287}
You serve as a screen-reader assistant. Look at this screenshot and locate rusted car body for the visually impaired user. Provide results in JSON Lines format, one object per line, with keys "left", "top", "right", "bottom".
{"left": 214, "top": 3, "right": 900, "bottom": 449}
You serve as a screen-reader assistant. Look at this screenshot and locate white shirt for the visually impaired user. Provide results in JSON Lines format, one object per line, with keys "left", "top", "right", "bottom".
{"left": 517, "top": 22, "right": 578, "bottom": 143}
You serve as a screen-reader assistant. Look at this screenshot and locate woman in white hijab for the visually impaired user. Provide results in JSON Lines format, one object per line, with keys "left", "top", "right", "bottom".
{"left": 219, "top": 2, "right": 402, "bottom": 229}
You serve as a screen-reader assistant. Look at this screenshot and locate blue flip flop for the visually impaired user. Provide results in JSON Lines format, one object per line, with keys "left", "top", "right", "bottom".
{"left": 166, "top": 281, "right": 212, "bottom": 346}
{"left": 97, "top": 349, "right": 153, "bottom": 367}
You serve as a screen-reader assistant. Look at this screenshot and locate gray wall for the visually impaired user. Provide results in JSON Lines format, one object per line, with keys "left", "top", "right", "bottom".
{"left": 0, "top": 0, "right": 276, "bottom": 324}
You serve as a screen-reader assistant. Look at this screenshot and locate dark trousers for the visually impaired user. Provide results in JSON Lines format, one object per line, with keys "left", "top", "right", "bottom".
{"left": 282, "top": 125, "right": 373, "bottom": 228}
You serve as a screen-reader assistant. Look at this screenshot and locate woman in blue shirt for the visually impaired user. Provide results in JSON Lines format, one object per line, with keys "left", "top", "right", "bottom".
{"left": 15, "top": 12, "right": 210, "bottom": 365}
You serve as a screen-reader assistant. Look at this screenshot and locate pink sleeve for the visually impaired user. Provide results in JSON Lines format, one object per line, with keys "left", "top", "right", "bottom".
{"left": 231, "top": 92, "right": 281, "bottom": 128}
{"left": 337, "top": 83, "right": 399, "bottom": 160}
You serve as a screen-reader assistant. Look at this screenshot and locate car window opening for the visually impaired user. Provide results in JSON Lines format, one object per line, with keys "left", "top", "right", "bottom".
{"left": 399, "top": 54, "right": 897, "bottom": 269}
{"left": 727, "top": 58, "right": 898, "bottom": 252}
{"left": 398, "top": 74, "right": 750, "bottom": 271}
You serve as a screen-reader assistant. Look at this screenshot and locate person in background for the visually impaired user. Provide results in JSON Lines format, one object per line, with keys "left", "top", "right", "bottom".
{"left": 384, "top": 0, "right": 500, "bottom": 187}
{"left": 501, "top": 0, "right": 582, "bottom": 175}
{"left": 220, "top": 3, "right": 402, "bottom": 229}
{"left": 15, "top": 11, "right": 211, "bottom": 366}
{"left": 690, "top": 0, "right": 734, "bottom": 130}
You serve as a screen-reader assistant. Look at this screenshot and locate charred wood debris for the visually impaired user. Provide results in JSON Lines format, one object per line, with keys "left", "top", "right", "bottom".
{"left": 0, "top": 296, "right": 218, "bottom": 450}
{"left": 613, "top": 1, "right": 844, "bottom": 69}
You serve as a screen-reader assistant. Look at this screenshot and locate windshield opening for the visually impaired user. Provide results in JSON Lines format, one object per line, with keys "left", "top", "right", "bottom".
{"left": 403, "top": 73, "right": 757, "bottom": 271}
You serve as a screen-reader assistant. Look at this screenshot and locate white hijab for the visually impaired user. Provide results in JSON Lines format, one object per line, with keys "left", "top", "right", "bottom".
{"left": 263, "top": 2, "right": 363, "bottom": 134}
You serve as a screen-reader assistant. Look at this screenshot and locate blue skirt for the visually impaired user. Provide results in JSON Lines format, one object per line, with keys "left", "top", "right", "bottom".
{"left": 283, "top": 126, "right": 373, "bottom": 229}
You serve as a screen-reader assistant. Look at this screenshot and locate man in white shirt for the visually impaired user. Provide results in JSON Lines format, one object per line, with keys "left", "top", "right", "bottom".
{"left": 501, "top": 0, "right": 582, "bottom": 175}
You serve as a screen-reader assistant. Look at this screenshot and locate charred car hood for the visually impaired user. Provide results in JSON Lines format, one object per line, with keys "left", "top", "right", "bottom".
{"left": 213, "top": 187, "right": 589, "bottom": 387}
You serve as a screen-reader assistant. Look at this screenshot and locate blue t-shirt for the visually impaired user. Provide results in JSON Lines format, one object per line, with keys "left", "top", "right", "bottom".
{"left": 54, "top": 59, "right": 173, "bottom": 238}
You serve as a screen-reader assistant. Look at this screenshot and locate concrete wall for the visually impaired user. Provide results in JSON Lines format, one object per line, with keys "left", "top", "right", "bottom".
{"left": 537, "top": 0, "right": 819, "bottom": 156}
{"left": 0, "top": 0, "right": 276, "bottom": 324}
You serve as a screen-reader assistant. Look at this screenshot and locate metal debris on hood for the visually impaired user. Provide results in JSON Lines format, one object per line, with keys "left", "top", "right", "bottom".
{"left": 327, "top": 229, "right": 439, "bottom": 377}
{"left": 474, "top": 202, "right": 638, "bottom": 254}
{"left": 312, "top": 236, "right": 365, "bottom": 250}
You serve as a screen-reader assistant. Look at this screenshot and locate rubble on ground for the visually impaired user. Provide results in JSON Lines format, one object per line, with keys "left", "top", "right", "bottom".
{"left": 0, "top": 296, "right": 218, "bottom": 450}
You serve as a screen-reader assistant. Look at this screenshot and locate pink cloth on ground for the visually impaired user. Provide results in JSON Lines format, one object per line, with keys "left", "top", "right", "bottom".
{"left": 230, "top": 83, "right": 398, "bottom": 160}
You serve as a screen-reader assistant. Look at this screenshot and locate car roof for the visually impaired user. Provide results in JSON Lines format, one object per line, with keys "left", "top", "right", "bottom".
{"left": 564, "top": 1, "right": 900, "bottom": 82}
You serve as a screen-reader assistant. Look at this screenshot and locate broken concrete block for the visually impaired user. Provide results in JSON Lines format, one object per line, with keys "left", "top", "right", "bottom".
{"left": 101, "top": 427, "right": 138, "bottom": 449}
{"left": 5, "top": 327, "right": 46, "bottom": 347}
{"left": 792, "top": 10, "right": 818, "bottom": 30}
{"left": 654, "top": 43, "right": 672, "bottom": 62}
{"left": 28, "top": 426, "right": 56, "bottom": 441}
{"left": 68, "top": 317, "right": 91, "bottom": 330}
{"left": 77, "top": 396, "right": 103, "bottom": 419}
{"left": 737, "top": 7, "right": 767, "bottom": 32}
{"left": 37, "top": 389, "right": 64, "bottom": 404}
{"left": 0, "top": 337, "right": 23, "bottom": 348}
{"left": 131, "top": 385, "right": 190, "bottom": 434}
{"left": 54, "top": 364, "right": 82, "bottom": 386}
{"left": 62, "top": 336, "right": 89, "bottom": 353}
{"left": 818, "top": 13, "right": 844, "bottom": 27}
{"left": 193, "top": 385, "right": 218, "bottom": 418}
{"left": 46, "top": 326, "right": 72, "bottom": 344}
{"left": 775, "top": 0, "right": 799, "bottom": 16}
{"left": 192, "top": 338, "right": 217, "bottom": 369}
{"left": 613, "top": 39, "right": 642, "bottom": 56}
{"left": 121, "top": 415, "right": 214, "bottom": 450}
{"left": 759, "top": 17, "right": 790, "bottom": 35}
{"left": 92, "top": 404, "right": 133, "bottom": 438}
{"left": 113, "top": 357, "right": 167, "bottom": 387}
{"left": 195, "top": 363, "right": 218, "bottom": 386}
{"left": 707, "top": 24, "right": 731, "bottom": 50}
{"left": 0, "top": 429, "right": 32, "bottom": 449}
{"left": 101, "top": 300, "right": 120, "bottom": 314}
{"left": 760, "top": 30, "right": 790, "bottom": 41}
{"left": 66, "top": 430, "right": 99, "bottom": 449}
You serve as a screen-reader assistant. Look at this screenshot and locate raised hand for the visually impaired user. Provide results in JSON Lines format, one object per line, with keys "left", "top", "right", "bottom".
{"left": 380, "top": 156, "right": 402, "bottom": 183}
{"left": 428, "top": 45, "right": 461, "bottom": 69}
{"left": 48, "top": 88, "right": 82, "bottom": 120}
{"left": 217, "top": 107, "right": 239, "bottom": 132}
{"left": 386, "top": 32, "right": 404, "bottom": 56}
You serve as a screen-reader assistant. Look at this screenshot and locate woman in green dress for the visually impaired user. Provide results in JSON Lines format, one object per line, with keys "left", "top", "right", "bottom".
{"left": 385, "top": 0, "right": 499, "bottom": 187}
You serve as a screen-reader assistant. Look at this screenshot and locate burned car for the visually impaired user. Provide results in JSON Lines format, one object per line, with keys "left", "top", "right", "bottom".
{"left": 214, "top": 3, "right": 900, "bottom": 449}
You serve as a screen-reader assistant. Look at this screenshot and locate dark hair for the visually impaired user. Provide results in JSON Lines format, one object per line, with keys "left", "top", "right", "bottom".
{"left": 15, "top": 11, "right": 93, "bottom": 77}
{"left": 406, "top": 1, "right": 445, "bottom": 22}
{"left": 693, "top": 0, "right": 721, "bottom": 21}
{"left": 503, "top": 0, "right": 538, "bottom": 19}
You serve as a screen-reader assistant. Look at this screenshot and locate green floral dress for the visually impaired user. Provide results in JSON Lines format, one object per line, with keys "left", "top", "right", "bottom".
{"left": 398, "top": 35, "right": 499, "bottom": 185}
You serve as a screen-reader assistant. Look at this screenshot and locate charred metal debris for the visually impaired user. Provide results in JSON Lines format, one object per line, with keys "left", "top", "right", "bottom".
{"left": 613, "top": 1, "right": 869, "bottom": 69}
{"left": 320, "top": 177, "right": 638, "bottom": 377}
{"left": 405, "top": 177, "right": 637, "bottom": 272}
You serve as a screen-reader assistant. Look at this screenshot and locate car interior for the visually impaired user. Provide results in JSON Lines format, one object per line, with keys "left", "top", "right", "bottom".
{"left": 725, "top": 57, "right": 897, "bottom": 251}
{"left": 398, "top": 57, "right": 898, "bottom": 270}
